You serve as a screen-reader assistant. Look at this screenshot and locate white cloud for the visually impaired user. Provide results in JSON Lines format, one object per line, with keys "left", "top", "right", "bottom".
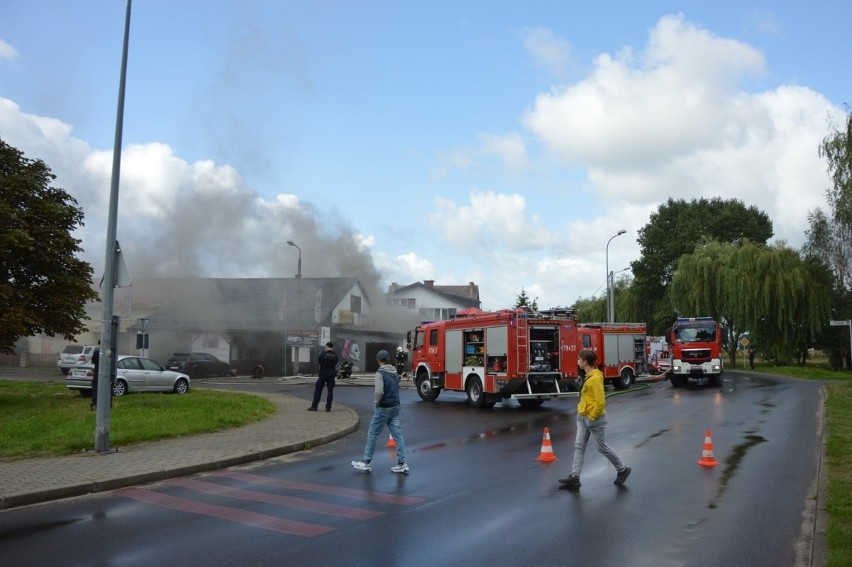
{"left": 521, "top": 14, "right": 839, "bottom": 247}
{"left": 477, "top": 132, "right": 530, "bottom": 170}
{"left": 430, "top": 190, "right": 560, "bottom": 251}
{"left": 0, "top": 39, "right": 18, "bottom": 61}
{"left": 522, "top": 26, "right": 572, "bottom": 78}
{"left": 434, "top": 131, "right": 529, "bottom": 177}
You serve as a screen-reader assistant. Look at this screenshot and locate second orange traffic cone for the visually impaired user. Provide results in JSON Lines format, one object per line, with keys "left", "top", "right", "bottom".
{"left": 386, "top": 433, "right": 395, "bottom": 447}
{"left": 697, "top": 430, "right": 719, "bottom": 467}
{"left": 536, "top": 427, "right": 558, "bottom": 462}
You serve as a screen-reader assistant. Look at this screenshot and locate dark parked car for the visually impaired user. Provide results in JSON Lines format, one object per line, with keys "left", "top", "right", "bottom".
{"left": 66, "top": 355, "right": 190, "bottom": 396}
{"left": 165, "top": 352, "right": 230, "bottom": 378}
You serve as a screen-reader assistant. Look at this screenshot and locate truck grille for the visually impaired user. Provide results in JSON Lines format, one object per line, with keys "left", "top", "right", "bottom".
{"left": 682, "top": 349, "right": 711, "bottom": 362}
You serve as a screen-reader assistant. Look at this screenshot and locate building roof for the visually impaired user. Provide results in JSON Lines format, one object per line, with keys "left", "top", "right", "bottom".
{"left": 387, "top": 280, "right": 480, "bottom": 307}
{"left": 127, "top": 277, "right": 365, "bottom": 333}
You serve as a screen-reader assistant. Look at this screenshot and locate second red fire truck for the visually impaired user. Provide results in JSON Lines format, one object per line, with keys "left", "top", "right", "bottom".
{"left": 406, "top": 308, "right": 648, "bottom": 409}
{"left": 666, "top": 316, "right": 724, "bottom": 387}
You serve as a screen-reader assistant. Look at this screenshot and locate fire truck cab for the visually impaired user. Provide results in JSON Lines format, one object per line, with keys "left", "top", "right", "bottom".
{"left": 667, "top": 317, "right": 723, "bottom": 387}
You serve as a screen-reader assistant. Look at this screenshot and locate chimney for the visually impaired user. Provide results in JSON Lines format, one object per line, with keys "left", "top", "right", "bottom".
{"left": 424, "top": 280, "right": 434, "bottom": 289}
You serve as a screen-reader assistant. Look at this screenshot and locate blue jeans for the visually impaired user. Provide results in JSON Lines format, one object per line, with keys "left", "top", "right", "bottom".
{"left": 363, "top": 405, "right": 406, "bottom": 465}
{"left": 570, "top": 415, "right": 625, "bottom": 476}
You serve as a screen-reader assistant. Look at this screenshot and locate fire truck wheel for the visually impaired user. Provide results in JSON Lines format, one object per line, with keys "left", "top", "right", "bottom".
{"left": 613, "top": 368, "right": 633, "bottom": 390}
{"left": 518, "top": 398, "right": 544, "bottom": 409}
{"left": 465, "top": 377, "right": 486, "bottom": 409}
{"left": 415, "top": 374, "right": 440, "bottom": 401}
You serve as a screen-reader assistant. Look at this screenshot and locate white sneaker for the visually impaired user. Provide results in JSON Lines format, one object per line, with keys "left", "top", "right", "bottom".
{"left": 351, "top": 460, "right": 372, "bottom": 472}
{"left": 391, "top": 463, "right": 410, "bottom": 474}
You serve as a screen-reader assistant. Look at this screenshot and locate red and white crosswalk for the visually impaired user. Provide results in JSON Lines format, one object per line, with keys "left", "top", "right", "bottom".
{"left": 119, "top": 470, "right": 425, "bottom": 537}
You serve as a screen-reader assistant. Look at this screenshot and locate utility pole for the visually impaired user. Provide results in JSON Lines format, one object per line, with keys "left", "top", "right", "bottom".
{"left": 95, "top": 0, "right": 132, "bottom": 453}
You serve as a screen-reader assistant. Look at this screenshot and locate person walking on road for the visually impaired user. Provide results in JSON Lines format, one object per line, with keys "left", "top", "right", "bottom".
{"left": 308, "top": 342, "right": 338, "bottom": 412}
{"left": 559, "top": 348, "right": 630, "bottom": 489}
{"left": 351, "top": 350, "right": 409, "bottom": 474}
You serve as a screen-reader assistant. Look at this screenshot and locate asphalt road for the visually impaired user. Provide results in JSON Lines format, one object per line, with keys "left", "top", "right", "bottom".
{"left": 0, "top": 371, "right": 825, "bottom": 566}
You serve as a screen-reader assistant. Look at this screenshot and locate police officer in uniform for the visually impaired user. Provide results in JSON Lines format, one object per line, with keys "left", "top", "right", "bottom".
{"left": 309, "top": 342, "right": 339, "bottom": 412}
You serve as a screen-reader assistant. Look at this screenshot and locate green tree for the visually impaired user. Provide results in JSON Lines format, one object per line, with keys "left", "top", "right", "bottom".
{"left": 671, "top": 240, "right": 830, "bottom": 366}
{"left": 805, "top": 109, "right": 852, "bottom": 369}
{"left": 570, "top": 295, "right": 605, "bottom": 322}
{"left": 631, "top": 197, "right": 774, "bottom": 335}
{"left": 0, "top": 138, "right": 98, "bottom": 353}
{"left": 514, "top": 288, "right": 538, "bottom": 311}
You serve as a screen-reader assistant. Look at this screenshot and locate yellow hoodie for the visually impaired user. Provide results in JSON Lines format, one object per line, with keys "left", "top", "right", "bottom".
{"left": 577, "top": 368, "right": 606, "bottom": 421}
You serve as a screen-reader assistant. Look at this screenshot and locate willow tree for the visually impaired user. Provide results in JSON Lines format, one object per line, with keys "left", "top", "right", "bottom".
{"left": 671, "top": 239, "right": 830, "bottom": 365}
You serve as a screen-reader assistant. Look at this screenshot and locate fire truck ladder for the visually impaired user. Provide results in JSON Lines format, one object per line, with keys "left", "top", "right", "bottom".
{"left": 516, "top": 322, "right": 528, "bottom": 375}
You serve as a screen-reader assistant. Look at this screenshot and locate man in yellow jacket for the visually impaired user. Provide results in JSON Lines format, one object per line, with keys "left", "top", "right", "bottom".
{"left": 559, "top": 349, "right": 631, "bottom": 489}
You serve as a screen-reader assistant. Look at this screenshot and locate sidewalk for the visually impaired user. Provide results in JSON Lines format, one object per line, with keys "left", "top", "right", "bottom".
{"left": 0, "top": 374, "right": 368, "bottom": 511}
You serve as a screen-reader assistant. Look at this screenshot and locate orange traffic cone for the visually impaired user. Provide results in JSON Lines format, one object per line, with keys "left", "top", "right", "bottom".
{"left": 536, "top": 427, "right": 558, "bottom": 462}
{"left": 697, "top": 430, "right": 719, "bottom": 467}
{"left": 386, "top": 433, "right": 395, "bottom": 447}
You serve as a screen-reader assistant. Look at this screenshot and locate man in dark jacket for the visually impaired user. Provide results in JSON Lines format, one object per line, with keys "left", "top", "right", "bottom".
{"left": 309, "top": 342, "right": 339, "bottom": 412}
{"left": 351, "top": 350, "right": 409, "bottom": 474}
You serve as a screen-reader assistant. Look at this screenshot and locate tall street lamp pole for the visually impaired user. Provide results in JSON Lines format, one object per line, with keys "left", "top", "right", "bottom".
{"left": 606, "top": 229, "right": 626, "bottom": 323}
{"left": 286, "top": 240, "right": 302, "bottom": 375}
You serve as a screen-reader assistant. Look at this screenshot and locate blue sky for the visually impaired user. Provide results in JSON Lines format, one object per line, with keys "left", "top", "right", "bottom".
{"left": 1, "top": 1, "right": 849, "bottom": 312}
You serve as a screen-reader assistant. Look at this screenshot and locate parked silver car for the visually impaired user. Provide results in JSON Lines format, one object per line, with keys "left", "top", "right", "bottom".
{"left": 66, "top": 355, "right": 191, "bottom": 396}
{"left": 57, "top": 344, "right": 98, "bottom": 375}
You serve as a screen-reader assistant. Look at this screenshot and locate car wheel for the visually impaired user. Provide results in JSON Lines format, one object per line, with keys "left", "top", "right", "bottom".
{"left": 174, "top": 378, "right": 189, "bottom": 395}
{"left": 112, "top": 379, "right": 128, "bottom": 396}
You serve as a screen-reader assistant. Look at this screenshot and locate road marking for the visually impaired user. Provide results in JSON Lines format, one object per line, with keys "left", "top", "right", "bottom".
{"left": 170, "top": 478, "right": 383, "bottom": 519}
{"left": 120, "top": 487, "right": 333, "bottom": 537}
{"left": 213, "top": 470, "right": 427, "bottom": 505}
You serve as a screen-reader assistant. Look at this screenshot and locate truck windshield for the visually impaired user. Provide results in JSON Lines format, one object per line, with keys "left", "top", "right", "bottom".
{"left": 674, "top": 324, "right": 716, "bottom": 343}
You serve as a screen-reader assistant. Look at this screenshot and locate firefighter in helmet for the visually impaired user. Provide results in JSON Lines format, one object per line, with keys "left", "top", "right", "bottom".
{"left": 395, "top": 346, "right": 408, "bottom": 378}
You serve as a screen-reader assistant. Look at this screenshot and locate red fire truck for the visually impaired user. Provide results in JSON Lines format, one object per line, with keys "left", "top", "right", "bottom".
{"left": 667, "top": 317, "right": 723, "bottom": 387}
{"left": 406, "top": 308, "right": 648, "bottom": 409}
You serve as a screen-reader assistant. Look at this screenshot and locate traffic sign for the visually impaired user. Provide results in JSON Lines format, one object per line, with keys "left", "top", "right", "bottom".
{"left": 739, "top": 337, "right": 750, "bottom": 347}
{"left": 829, "top": 320, "right": 851, "bottom": 326}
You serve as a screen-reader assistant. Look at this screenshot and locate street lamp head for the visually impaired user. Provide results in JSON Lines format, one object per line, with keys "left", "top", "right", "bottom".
{"left": 287, "top": 240, "right": 298, "bottom": 249}
{"left": 617, "top": 229, "right": 626, "bottom": 236}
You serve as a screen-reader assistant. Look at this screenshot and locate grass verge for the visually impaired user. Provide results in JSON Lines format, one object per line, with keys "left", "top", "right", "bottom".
{"left": 0, "top": 381, "right": 276, "bottom": 460}
{"left": 755, "top": 365, "right": 851, "bottom": 567}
